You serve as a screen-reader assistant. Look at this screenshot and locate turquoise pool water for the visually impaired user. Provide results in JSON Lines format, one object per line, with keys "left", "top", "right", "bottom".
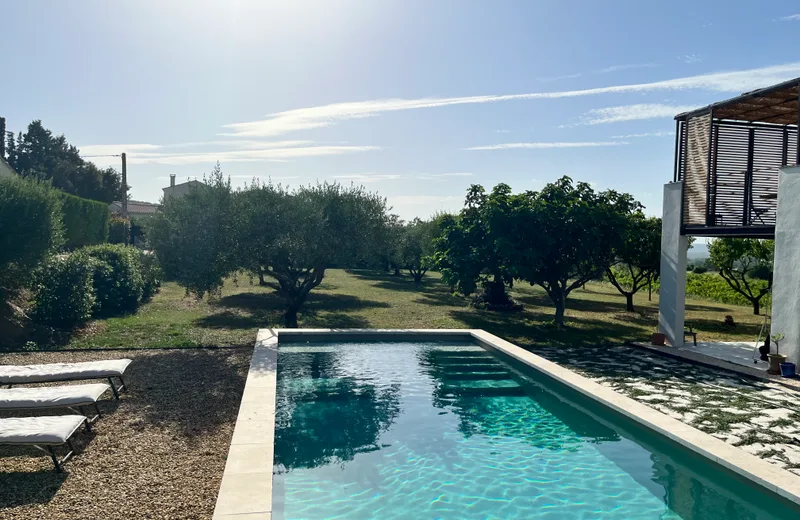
{"left": 273, "top": 340, "right": 800, "bottom": 519}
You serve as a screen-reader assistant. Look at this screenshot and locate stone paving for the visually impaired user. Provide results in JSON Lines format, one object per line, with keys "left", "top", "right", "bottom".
{"left": 532, "top": 344, "right": 800, "bottom": 475}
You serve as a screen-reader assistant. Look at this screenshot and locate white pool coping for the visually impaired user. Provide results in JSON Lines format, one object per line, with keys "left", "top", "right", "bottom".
{"left": 213, "top": 329, "right": 800, "bottom": 518}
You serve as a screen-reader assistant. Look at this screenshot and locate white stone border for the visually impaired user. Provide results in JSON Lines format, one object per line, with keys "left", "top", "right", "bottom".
{"left": 213, "top": 329, "right": 278, "bottom": 520}
{"left": 213, "top": 329, "right": 800, "bottom": 518}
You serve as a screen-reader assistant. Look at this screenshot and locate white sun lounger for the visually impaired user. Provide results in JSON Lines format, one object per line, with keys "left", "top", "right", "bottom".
{"left": 0, "top": 415, "right": 90, "bottom": 471}
{"left": 0, "top": 383, "right": 111, "bottom": 422}
{"left": 0, "top": 359, "right": 132, "bottom": 399}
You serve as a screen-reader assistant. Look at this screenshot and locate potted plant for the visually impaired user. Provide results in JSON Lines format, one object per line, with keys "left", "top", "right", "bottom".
{"left": 767, "top": 333, "right": 786, "bottom": 375}
{"left": 650, "top": 328, "right": 666, "bottom": 346}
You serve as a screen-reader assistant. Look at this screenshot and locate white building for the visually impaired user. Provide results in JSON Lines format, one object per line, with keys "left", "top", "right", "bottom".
{"left": 659, "top": 77, "right": 800, "bottom": 365}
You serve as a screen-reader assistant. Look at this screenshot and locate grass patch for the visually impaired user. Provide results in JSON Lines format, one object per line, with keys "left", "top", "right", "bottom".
{"left": 17, "top": 269, "right": 768, "bottom": 351}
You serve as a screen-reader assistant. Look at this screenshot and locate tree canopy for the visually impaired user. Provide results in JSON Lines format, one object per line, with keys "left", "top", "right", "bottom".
{"left": 605, "top": 215, "right": 662, "bottom": 312}
{"left": 398, "top": 217, "right": 439, "bottom": 283}
{"left": 708, "top": 238, "right": 773, "bottom": 315}
{"left": 505, "top": 177, "right": 641, "bottom": 326}
{"left": 5, "top": 120, "right": 122, "bottom": 203}
{"left": 434, "top": 184, "right": 516, "bottom": 308}
{"left": 149, "top": 167, "right": 389, "bottom": 327}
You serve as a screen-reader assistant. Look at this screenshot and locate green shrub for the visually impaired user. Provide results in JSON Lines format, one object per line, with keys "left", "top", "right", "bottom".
{"left": 692, "top": 266, "right": 708, "bottom": 274}
{"left": 0, "top": 176, "right": 65, "bottom": 296}
{"left": 61, "top": 192, "right": 109, "bottom": 249}
{"left": 32, "top": 255, "right": 95, "bottom": 326}
{"left": 76, "top": 244, "right": 143, "bottom": 315}
{"left": 108, "top": 215, "right": 131, "bottom": 244}
{"left": 140, "top": 252, "right": 163, "bottom": 300}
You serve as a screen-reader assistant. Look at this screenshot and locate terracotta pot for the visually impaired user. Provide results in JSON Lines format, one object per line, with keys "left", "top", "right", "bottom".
{"left": 650, "top": 332, "right": 666, "bottom": 346}
{"left": 768, "top": 353, "right": 787, "bottom": 375}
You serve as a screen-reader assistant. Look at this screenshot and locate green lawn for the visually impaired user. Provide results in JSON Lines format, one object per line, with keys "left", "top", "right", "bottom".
{"left": 51, "top": 269, "right": 765, "bottom": 351}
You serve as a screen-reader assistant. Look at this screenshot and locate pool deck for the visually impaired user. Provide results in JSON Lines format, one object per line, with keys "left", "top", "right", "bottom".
{"left": 213, "top": 329, "right": 800, "bottom": 518}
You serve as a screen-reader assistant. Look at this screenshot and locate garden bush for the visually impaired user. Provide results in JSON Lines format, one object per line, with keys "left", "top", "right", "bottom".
{"left": 32, "top": 255, "right": 95, "bottom": 326}
{"left": 76, "top": 244, "right": 143, "bottom": 315}
{"left": 0, "top": 176, "right": 64, "bottom": 295}
{"left": 140, "top": 251, "right": 163, "bottom": 301}
{"left": 60, "top": 192, "right": 109, "bottom": 249}
{"left": 108, "top": 215, "right": 131, "bottom": 244}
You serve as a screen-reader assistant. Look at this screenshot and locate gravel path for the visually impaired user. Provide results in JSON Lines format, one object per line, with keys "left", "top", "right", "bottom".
{"left": 0, "top": 347, "right": 251, "bottom": 519}
{"left": 533, "top": 344, "right": 800, "bottom": 475}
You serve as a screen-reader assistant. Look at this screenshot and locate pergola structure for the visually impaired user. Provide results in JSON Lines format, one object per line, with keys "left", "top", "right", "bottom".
{"left": 659, "top": 77, "right": 800, "bottom": 364}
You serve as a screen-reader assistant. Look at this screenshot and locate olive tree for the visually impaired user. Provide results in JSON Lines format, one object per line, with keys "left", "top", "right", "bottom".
{"left": 605, "top": 215, "right": 661, "bottom": 312}
{"left": 398, "top": 218, "right": 438, "bottom": 283}
{"left": 708, "top": 238, "right": 773, "bottom": 315}
{"left": 238, "top": 182, "right": 388, "bottom": 327}
{"left": 508, "top": 177, "right": 640, "bottom": 327}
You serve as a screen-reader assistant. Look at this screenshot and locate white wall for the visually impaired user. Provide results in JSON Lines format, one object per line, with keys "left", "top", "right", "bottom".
{"left": 658, "top": 182, "right": 688, "bottom": 347}
{"left": 771, "top": 165, "right": 800, "bottom": 363}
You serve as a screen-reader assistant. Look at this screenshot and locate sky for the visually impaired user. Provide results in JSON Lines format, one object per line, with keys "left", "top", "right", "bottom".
{"left": 4, "top": 1, "right": 800, "bottom": 220}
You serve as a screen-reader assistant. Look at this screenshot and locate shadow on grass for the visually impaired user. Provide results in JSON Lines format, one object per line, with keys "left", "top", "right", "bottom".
{"left": 447, "top": 309, "right": 645, "bottom": 349}
{"left": 687, "top": 318, "right": 762, "bottom": 338}
{"left": 196, "top": 290, "right": 391, "bottom": 330}
{"left": 128, "top": 349, "right": 248, "bottom": 438}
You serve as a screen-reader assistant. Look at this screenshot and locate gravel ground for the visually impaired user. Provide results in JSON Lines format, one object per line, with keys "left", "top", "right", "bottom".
{"left": 0, "top": 347, "right": 251, "bottom": 519}
{"left": 534, "top": 344, "right": 800, "bottom": 475}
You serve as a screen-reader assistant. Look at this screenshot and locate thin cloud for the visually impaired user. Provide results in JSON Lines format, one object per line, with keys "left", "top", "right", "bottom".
{"left": 593, "top": 63, "right": 659, "bottom": 74}
{"left": 682, "top": 54, "right": 702, "bottom": 64}
{"left": 493, "top": 129, "right": 511, "bottom": 133}
{"left": 610, "top": 131, "right": 675, "bottom": 138}
{"left": 80, "top": 140, "right": 313, "bottom": 156}
{"left": 581, "top": 104, "right": 697, "bottom": 125}
{"left": 465, "top": 141, "right": 630, "bottom": 151}
{"left": 538, "top": 73, "right": 583, "bottom": 82}
{"left": 120, "top": 146, "right": 378, "bottom": 166}
{"left": 780, "top": 14, "right": 800, "bottom": 21}
{"left": 221, "top": 62, "right": 800, "bottom": 137}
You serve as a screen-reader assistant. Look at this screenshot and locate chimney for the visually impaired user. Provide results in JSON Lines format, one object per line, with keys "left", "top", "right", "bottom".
{"left": 0, "top": 117, "right": 5, "bottom": 159}
{"left": 170, "top": 174, "right": 176, "bottom": 187}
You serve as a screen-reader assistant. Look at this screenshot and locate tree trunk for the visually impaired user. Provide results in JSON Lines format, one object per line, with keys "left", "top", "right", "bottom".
{"left": 554, "top": 297, "right": 565, "bottom": 328}
{"left": 648, "top": 281, "right": 652, "bottom": 301}
{"left": 283, "top": 307, "right": 299, "bottom": 328}
{"left": 258, "top": 270, "right": 266, "bottom": 286}
{"left": 625, "top": 293, "right": 634, "bottom": 312}
{"left": 752, "top": 299, "right": 760, "bottom": 316}
{"left": 393, "top": 267, "right": 401, "bottom": 276}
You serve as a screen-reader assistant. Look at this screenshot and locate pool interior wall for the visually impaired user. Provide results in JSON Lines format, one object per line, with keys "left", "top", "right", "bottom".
{"left": 272, "top": 334, "right": 800, "bottom": 519}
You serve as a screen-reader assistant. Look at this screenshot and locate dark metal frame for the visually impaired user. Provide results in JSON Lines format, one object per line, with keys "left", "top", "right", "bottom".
{"left": 3, "top": 375, "right": 127, "bottom": 400}
{"left": 30, "top": 417, "right": 91, "bottom": 472}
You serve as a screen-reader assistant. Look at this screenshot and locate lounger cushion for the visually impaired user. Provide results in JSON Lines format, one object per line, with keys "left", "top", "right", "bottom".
{"left": 0, "top": 359, "right": 132, "bottom": 384}
{"left": 0, "top": 383, "right": 110, "bottom": 410}
{"left": 0, "top": 415, "right": 86, "bottom": 445}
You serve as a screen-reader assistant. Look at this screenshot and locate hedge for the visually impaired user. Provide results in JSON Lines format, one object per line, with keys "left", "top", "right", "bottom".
{"left": 32, "top": 255, "right": 95, "bottom": 326}
{"left": 109, "top": 215, "right": 131, "bottom": 244}
{"left": 0, "top": 176, "right": 64, "bottom": 293}
{"left": 61, "top": 192, "right": 109, "bottom": 249}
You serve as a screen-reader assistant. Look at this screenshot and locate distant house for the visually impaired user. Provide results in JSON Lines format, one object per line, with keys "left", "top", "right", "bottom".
{"left": 0, "top": 156, "right": 17, "bottom": 179}
{"left": 109, "top": 200, "right": 160, "bottom": 217}
{"left": 162, "top": 174, "right": 202, "bottom": 199}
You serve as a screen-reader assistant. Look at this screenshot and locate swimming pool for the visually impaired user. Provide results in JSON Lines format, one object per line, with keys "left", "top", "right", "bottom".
{"left": 271, "top": 338, "right": 800, "bottom": 519}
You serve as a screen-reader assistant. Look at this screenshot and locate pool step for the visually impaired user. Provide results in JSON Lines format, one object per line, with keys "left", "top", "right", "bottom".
{"left": 439, "top": 364, "right": 508, "bottom": 373}
{"left": 442, "top": 372, "right": 512, "bottom": 381}
{"left": 442, "top": 386, "right": 527, "bottom": 398}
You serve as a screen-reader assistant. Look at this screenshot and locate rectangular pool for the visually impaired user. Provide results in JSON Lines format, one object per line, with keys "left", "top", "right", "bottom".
{"left": 272, "top": 339, "right": 800, "bottom": 519}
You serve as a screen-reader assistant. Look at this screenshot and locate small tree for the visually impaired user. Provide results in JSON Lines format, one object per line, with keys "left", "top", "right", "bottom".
{"left": 509, "top": 177, "right": 640, "bottom": 327}
{"left": 606, "top": 215, "right": 661, "bottom": 312}
{"left": 148, "top": 164, "right": 237, "bottom": 298}
{"left": 708, "top": 238, "right": 773, "bottom": 315}
{"left": 399, "top": 218, "right": 437, "bottom": 283}
{"left": 434, "top": 185, "right": 515, "bottom": 307}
